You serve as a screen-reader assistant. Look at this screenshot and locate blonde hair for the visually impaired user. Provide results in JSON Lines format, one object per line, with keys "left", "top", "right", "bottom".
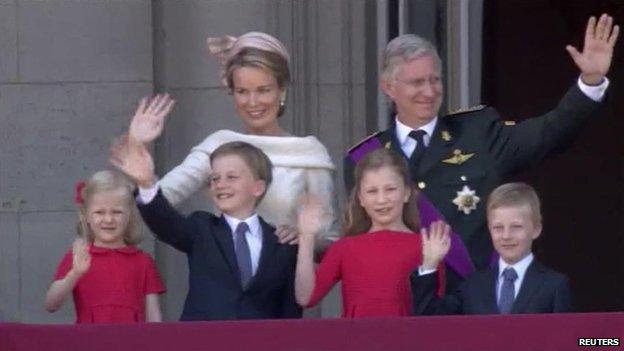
{"left": 225, "top": 47, "right": 290, "bottom": 90}
{"left": 225, "top": 47, "right": 290, "bottom": 116}
{"left": 342, "top": 148, "right": 420, "bottom": 236}
{"left": 76, "top": 170, "right": 142, "bottom": 245}
{"left": 487, "top": 182, "right": 542, "bottom": 225}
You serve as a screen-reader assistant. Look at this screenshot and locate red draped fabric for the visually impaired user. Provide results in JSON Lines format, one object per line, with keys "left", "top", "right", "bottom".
{"left": 2, "top": 313, "right": 624, "bottom": 350}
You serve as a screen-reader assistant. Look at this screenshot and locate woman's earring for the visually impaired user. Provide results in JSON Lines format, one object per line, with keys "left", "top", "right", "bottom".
{"left": 277, "top": 92, "right": 287, "bottom": 116}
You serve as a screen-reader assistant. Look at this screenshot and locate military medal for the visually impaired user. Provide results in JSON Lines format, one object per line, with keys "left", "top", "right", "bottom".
{"left": 452, "top": 185, "right": 480, "bottom": 215}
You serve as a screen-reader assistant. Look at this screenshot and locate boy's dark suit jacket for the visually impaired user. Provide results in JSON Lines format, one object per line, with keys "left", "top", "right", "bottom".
{"left": 137, "top": 190, "right": 301, "bottom": 321}
{"left": 411, "top": 259, "right": 572, "bottom": 315}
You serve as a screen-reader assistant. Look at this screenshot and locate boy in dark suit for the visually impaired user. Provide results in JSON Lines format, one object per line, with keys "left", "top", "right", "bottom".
{"left": 412, "top": 182, "right": 571, "bottom": 315}
{"left": 110, "top": 138, "right": 301, "bottom": 321}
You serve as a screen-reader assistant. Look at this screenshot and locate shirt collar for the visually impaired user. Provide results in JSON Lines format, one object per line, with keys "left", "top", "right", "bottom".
{"left": 395, "top": 116, "right": 438, "bottom": 147}
{"left": 89, "top": 244, "right": 139, "bottom": 255}
{"left": 223, "top": 212, "right": 261, "bottom": 239}
{"left": 498, "top": 252, "right": 534, "bottom": 279}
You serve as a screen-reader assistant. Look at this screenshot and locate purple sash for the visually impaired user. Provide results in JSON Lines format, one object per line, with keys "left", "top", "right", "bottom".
{"left": 417, "top": 194, "right": 474, "bottom": 278}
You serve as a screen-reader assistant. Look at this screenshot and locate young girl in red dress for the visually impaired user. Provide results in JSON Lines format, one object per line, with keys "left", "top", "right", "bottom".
{"left": 295, "top": 148, "right": 450, "bottom": 317}
{"left": 45, "top": 170, "right": 165, "bottom": 323}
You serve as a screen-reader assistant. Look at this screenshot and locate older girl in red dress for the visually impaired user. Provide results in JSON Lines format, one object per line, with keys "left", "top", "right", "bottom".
{"left": 295, "top": 149, "right": 449, "bottom": 317}
{"left": 45, "top": 170, "right": 165, "bottom": 323}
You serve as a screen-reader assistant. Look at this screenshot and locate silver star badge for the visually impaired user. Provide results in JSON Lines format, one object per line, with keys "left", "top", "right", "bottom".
{"left": 452, "top": 185, "right": 480, "bottom": 215}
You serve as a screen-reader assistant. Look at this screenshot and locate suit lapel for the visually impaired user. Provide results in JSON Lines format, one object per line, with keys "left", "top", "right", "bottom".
{"left": 483, "top": 267, "right": 500, "bottom": 314}
{"left": 213, "top": 216, "right": 239, "bottom": 276}
{"left": 417, "top": 117, "right": 455, "bottom": 176}
{"left": 245, "top": 218, "right": 278, "bottom": 291}
{"left": 382, "top": 124, "right": 405, "bottom": 158}
{"left": 511, "top": 260, "right": 545, "bottom": 313}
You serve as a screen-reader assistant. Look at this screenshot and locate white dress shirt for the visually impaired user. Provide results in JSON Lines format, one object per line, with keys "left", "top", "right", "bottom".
{"left": 395, "top": 116, "right": 438, "bottom": 157}
{"left": 137, "top": 183, "right": 159, "bottom": 204}
{"left": 137, "top": 184, "right": 263, "bottom": 275}
{"left": 496, "top": 253, "right": 534, "bottom": 300}
{"left": 578, "top": 76, "right": 609, "bottom": 102}
{"left": 222, "top": 213, "right": 263, "bottom": 276}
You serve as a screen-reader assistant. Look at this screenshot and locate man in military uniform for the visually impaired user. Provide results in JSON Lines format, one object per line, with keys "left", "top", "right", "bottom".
{"left": 344, "top": 14, "right": 618, "bottom": 289}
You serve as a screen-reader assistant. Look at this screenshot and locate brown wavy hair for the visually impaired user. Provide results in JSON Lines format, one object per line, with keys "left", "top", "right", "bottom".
{"left": 342, "top": 148, "right": 420, "bottom": 236}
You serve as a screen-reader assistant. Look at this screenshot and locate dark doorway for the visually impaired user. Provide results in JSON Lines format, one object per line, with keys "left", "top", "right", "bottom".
{"left": 483, "top": 0, "right": 624, "bottom": 311}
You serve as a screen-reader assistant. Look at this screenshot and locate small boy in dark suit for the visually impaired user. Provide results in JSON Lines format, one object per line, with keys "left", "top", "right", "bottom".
{"left": 412, "top": 182, "right": 571, "bottom": 315}
{"left": 111, "top": 138, "right": 301, "bottom": 321}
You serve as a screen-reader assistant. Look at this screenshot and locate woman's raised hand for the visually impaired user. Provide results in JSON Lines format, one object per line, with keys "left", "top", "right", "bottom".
{"left": 129, "top": 94, "right": 175, "bottom": 144}
{"left": 421, "top": 220, "right": 451, "bottom": 271}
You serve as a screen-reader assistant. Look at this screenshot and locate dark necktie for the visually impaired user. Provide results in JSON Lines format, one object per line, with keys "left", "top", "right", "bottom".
{"left": 234, "top": 222, "right": 253, "bottom": 288}
{"left": 498, "top": 267, "right": 518, "bottom": 314}
{"left": 408, "top": 130, "right": 427, "bottom": 170}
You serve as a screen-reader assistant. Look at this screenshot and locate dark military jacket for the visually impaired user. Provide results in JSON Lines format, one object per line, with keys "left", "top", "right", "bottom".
{"left": 344, "top": 84, "right": 602, "bottom": 270}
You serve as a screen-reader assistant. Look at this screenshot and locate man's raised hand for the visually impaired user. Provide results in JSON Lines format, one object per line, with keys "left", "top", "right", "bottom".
{"left": 567, "top": 14, "right": 619, "bottom": 85}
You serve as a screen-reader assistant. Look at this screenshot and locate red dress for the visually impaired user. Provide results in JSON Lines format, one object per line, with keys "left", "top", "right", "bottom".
{"left": 53, "top": 245, "right": 166, "bottom": 323}
{"left": 307, "top": 230, "right": 443, "bottom": 317}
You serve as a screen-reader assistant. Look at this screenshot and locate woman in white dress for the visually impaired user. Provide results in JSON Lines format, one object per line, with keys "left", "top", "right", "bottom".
{"left": 126, "top": 32, "right": 338, "bottom": 246}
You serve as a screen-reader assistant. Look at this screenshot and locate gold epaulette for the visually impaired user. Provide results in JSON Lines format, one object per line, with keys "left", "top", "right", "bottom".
{"left": 447, "top": 104, "right": 486, "bottom": 116}
{"left": 347, "top": 131, "right": 384, "bottom": 153}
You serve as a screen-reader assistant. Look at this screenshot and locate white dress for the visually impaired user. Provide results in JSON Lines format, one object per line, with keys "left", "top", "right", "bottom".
{"left": 158, "top": 129, "right": 339, "bottom": 243}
